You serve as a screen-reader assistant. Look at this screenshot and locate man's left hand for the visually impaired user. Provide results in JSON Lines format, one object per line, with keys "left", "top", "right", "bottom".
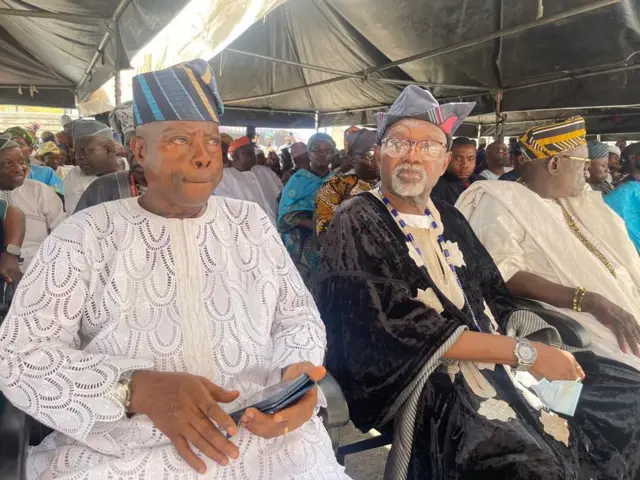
{"left": 239, "top": 362, "right": 325, "bottom": 439}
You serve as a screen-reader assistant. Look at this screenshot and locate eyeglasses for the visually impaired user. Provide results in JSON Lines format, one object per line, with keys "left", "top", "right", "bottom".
{"left": 557, "top": 155, "right": 590, "bottom": 163}
{"left": 353, "top": 149, "right": 376, "bottom": 161}
{"left": 310, "top": 147, "right": 335, "bottom": 157}
{"left": 382, "top": 137, "right": 447, "bottom": 159}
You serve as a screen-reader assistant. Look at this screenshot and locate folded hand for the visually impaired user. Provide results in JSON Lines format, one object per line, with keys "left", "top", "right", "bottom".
{"left": 129, "top": 371, "right": 239, "bottom": 474}
{"left": 239, "top": 362, "right": 325, "bottom": 439}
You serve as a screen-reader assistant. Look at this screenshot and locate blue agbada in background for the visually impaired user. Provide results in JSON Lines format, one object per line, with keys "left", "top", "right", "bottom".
{"left": 605, "top": 181, "right": 640, "bottom": 253}
{"left": 29, "top": 165, "right": 63, "bottom": 194}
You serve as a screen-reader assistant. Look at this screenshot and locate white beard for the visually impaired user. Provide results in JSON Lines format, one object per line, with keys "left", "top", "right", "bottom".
{"left": 391, "top": 164, "right": 428, "bottom": 197}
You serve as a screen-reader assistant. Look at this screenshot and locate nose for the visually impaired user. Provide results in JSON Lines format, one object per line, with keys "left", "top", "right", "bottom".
{"left": 192, "top": 141, "right": 211, "bottom": 169}
{"left": 404, "top": 143, "right": 422, "bottom": 164}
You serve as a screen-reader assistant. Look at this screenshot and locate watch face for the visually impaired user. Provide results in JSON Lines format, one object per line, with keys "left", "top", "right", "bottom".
{"left": 518, "top": 342, "right": 537, "bottom": 364}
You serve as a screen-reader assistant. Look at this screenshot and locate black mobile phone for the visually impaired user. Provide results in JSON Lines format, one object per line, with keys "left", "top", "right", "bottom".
{"left": 229, "top": 374, "right": 315, "bottom": 423}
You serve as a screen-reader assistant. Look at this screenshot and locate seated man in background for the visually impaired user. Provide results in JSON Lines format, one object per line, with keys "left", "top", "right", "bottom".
{"left": 586, "top": 140, "right": 613, "bottom": 194}
{"left": 0, "top": 59, "right": 347, "bottom": 480}
{"left": 0, "top": 199, "right": 25, "bottom": 285}
{"left": 499, "top": 145, "right": 527, "bottom": 181}
{"left": 75, "top": 102, "right": 147, "bottom": 212}
{"left": 315, "top": 128, "right": 378, "bottom": 240}
{"left": 430, "top": 136, "right": 483, "bottom": 205}
{"left": 608, "top": 143, "right": 623, "bottom": 184}
{"left": 0, "top": 134, "right": 66, "bottom": 271}
{"left": 619, "top": 142, "right": 640, "bottom": 184}
{"left": 318, "top": 87, "right": 640, "bottom": 480}
{"left": 478, "top": 140, "right": 512, "bottom": 180}
{"left": 5, "top": 126, "right": 64, "bottom": 193}
{"left": 63, "top": 119, "right": 124, "bottom": 213}
{"left": 214, "top": 136, "right": 283, "bottom": 225}
{"left": 457, "top": 117, "right": 640, "bottom": 368}
{"left": 38, "top": 141, "right": 70, "bottom": 183}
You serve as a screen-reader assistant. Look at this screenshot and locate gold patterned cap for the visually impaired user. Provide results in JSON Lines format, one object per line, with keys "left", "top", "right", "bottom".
{"left": 38, "top": 141, "right": 61, "bottom": 157}
{"left": 518, "top": 116, "right": 587, "bottom": 162}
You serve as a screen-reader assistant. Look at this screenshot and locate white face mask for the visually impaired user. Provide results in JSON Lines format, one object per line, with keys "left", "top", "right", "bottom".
{"left": 530, "top": 378, "right": 583, "bottom": 417}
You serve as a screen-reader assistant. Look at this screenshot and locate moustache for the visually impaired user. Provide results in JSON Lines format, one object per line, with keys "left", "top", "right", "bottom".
{"left": 393, "top": 164, "right": 426, "bottom": 180}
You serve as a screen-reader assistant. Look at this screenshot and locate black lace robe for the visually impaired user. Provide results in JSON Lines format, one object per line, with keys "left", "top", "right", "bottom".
{"left": 316, "top": 192, "right": 640, "bottom": 479}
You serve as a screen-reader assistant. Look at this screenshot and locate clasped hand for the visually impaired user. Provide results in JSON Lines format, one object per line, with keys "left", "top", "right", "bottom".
{"left": 128, "top": 363, "right": 325, "bottom": 474}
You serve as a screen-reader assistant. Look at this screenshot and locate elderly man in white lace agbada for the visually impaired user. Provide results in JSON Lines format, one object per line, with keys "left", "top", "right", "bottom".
{"left": 0, "top": 59, "right": 348, "bottom": 480}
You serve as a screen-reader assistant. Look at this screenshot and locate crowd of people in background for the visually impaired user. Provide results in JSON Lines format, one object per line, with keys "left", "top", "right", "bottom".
{"left": 0, "top": 58, "right": 640, "bottom": 479}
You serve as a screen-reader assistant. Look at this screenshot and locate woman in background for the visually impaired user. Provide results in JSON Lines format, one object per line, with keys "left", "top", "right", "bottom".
{"left": 278, "top": 133, "right": 335, "bottom": 288}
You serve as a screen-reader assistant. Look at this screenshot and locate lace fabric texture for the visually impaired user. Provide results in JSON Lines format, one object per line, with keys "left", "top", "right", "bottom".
{"left": 0, "top": 196, "right": 347, "bottom": 479}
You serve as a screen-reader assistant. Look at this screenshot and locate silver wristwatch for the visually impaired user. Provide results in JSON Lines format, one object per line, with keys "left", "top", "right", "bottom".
{"left": 4, "top": 244, "right": 21, "bottom": 257}
{"left": 513, "top": 338, "right": 537, "bottom": 372}
{"left": 112, "top": 370, "right": 136, "bottom": 409}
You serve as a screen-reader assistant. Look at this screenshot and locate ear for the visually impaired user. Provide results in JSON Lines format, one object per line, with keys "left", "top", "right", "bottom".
{"left": 440, "top": 151, "right": 452, "bottom": 175}
{"left": 546, "top": 155, "right": 561, "bottom": 175}
{"left": 374, "top": 144, "right": 381, "bottom": 162}
{"left": 130, "top": 136, "right": 146, "bottom": 167}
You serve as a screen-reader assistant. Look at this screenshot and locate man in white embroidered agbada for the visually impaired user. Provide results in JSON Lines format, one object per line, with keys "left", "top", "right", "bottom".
{"left": 0, "top": 60, "right": 348, "bottom": 479}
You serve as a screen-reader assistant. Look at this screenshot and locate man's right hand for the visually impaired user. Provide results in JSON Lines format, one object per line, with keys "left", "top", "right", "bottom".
{"left": 128, "top": 371, "right": 240, "bottom": 474}
{"left": 0, "top": 252, "right": 22, "bottom": 284}
{"left": 528, "top": 342, "right": 585, "bottom": 382}
{"left": 582, "top": 292, "right": 640, "bottom": 356}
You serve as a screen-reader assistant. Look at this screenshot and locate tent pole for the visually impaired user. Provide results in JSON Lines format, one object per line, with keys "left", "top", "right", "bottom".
{"left": 373, "top": 78, "right": 493, "bottom": 92}
{"left": 366, "top": 0, "right": 619, "bottom": 75}
{"left": 0, "top": 8, "right": 105, "bottom": 21}
{"left": 226, "top": 48, "right": 492, "bottom": 92}
{"left": 76, "top": 0, "right": 132, "bottom": 96}
{"left": 226, "top": 48, "right": 361, "bottom": 78}
{"left": 114, "top": 23, "right": 122, "bottom": 105}
{"left": 225, "top": 0, "right": 619, "bottom": 105}
{"left": 505, "top": 62, "right": 640, "bottom": 92}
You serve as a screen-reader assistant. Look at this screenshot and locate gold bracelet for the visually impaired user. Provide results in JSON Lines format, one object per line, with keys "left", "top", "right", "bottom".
{"left": 572, "top": 287, "right": 586, "bottom": 312}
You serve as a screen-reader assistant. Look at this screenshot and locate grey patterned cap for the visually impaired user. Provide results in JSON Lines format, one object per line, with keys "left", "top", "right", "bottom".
{"left": 375, "top": 86, "right": 475, "bottom": 147}
{"left": 72, "top": 119, "right": 114, "bottom": 142}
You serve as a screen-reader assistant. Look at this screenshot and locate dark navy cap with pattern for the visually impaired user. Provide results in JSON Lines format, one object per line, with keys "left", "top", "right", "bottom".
{"left": 132, "top": 59, "right": 224, "bottom": 127}
{"left": 375, "top": 85, "right": 475, "bottom": 146}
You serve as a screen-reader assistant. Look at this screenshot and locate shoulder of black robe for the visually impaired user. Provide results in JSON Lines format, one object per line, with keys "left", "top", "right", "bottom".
{"left": 75, "top": 171, "right": 130, "bottom": 212}
{"left": 317, "top": 192, "right": 518, "bottom": 431}
{"left": 430, "top": 174, "right": 461, "bottom": 206}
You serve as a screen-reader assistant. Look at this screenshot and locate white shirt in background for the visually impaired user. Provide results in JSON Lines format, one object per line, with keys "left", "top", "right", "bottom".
{"left": 0, "top": 179, "right": 66, "bottom": 271}
{"left": 479, "top": 167, "right": 513, "bottom": 180}
{"left": 214, "top": 165, "right": 283, "bottom": 226}
{"left": 62, "top": 166, "right": 97, "bottom": 213}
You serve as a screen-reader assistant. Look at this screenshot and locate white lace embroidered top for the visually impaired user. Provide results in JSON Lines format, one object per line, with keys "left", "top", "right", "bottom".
{"left": 0, "top": 196, "right": 348, "bottom": 479}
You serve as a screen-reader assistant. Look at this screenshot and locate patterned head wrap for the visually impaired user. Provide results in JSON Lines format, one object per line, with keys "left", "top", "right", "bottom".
{"left": 0, "top": 133, "right": 20, "bottom": 151}
{"left": 38, "top": 141, "right": 61, "bottom": 157}
{"left": 72, "top": 119, "right": 114, "bottom": 142}
{"left": 375, "top": 85, "right": 475, "bottom": 146}
{"left": 5, "top": 126, "right": 34, "bottom": 147}
{"left": 109, "top": 101, "right": 135, "bottom": 138}
{"left": 307, "top": 132, "right": 336, "bottom": 153}
{"left": 344, "top": 125, "right": 360, "bottom": 150}
{"left": 608, "top": 144, "right": 621, "bottom": 157}
{"left": 587, "top": 140, "right": 609, "bottom": 160}
{"left": 132, "top": 59, "right": 224, "bottom": 127}
{"left": 220, "top": 133, "right": 234, "bottom": 146}
{"left": 229, "top": 136, "right": 252, "bottom": 154}
{"left": 518, "top": 117, "right": 586, "bottom": 162}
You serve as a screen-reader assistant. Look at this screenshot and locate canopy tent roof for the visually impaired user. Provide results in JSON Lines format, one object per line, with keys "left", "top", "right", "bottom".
{"left": 0, "top": 0, "right": 189, "bottom": 108}
{"left": 210, "top": 0, "right": 640, "bottom": 133}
